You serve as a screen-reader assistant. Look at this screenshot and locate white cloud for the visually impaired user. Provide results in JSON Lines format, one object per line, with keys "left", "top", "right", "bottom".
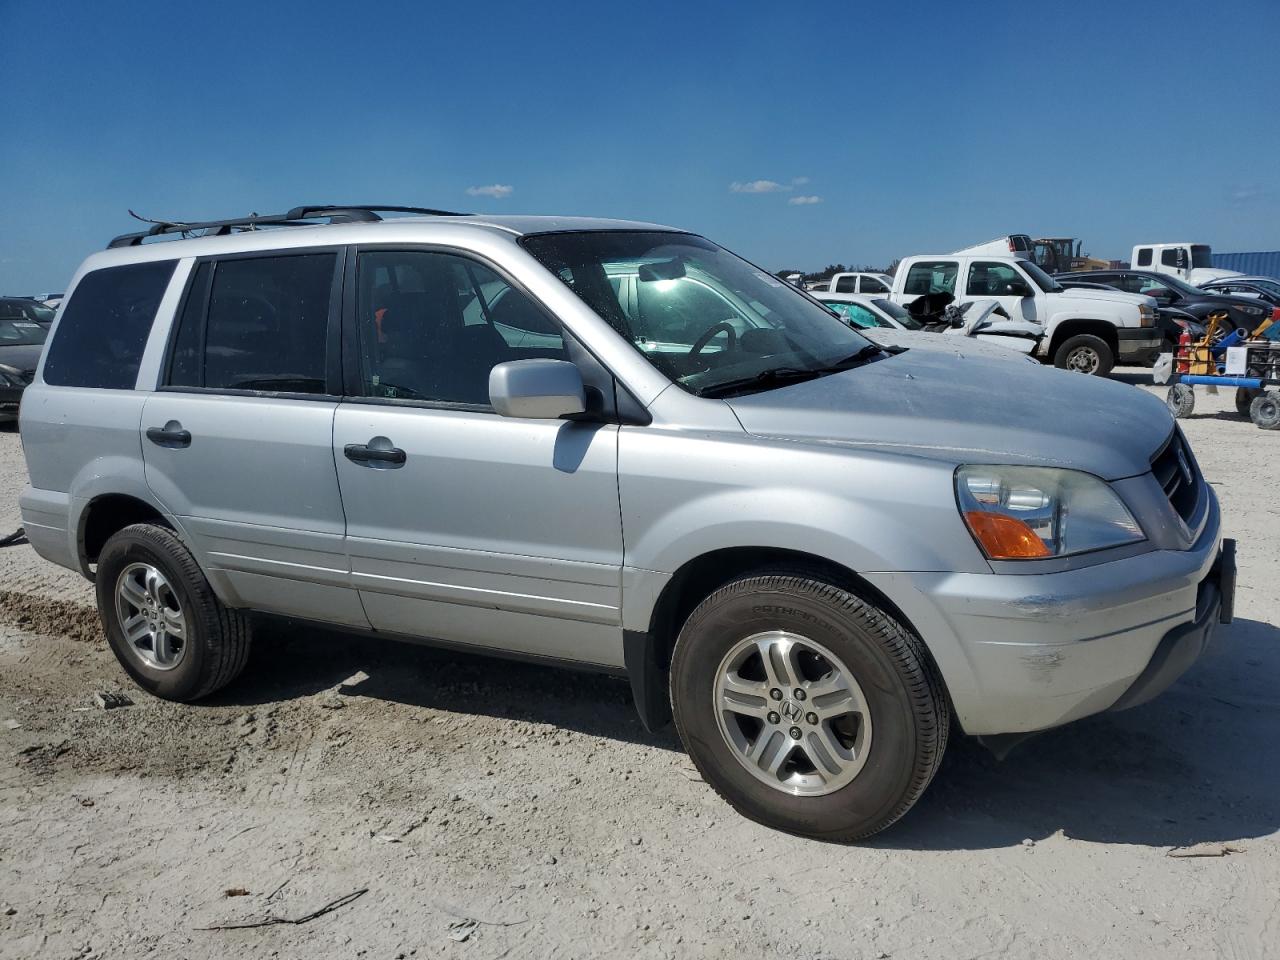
{"left": 791, "top": 176, "right": 810, "bottom": 186}
{"left": 730, "top": 179, "right": 789, "bottom": 194}
{"left": 466, "top": 184, "right": 514, "bottom": 199}
{"left": 788, "top": 195, "right": 823, "bottom": 205}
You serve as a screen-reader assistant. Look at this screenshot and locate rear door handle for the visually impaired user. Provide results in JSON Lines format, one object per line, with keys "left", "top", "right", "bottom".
{"left": 146, "top": 422, "right": 192, "bottom": 449}
{"left": 344, "top": 441, "right": 406, "bottom": 467}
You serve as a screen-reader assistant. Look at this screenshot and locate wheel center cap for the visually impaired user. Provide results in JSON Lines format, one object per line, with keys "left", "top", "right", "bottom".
{"left": 779, "top": 699, "right": 804, "bottom": 723}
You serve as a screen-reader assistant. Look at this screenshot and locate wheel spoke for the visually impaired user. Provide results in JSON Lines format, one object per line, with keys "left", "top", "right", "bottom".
{"left": 745, "top": 728, "right": 789, "bottom": 776}
{"left": 720, "top": 673, "right": 769, "bottom": 719}
{"left": 756, "top": 637, "right": 801, "bottom": 690}
{"left": 119, "top": 575, "right": 148, "bottom": 611}
{"left": 801, "top": 724, "right": 854, "bottom": 780}
{"left": 144, "top": 569, "right": 165, "bottom": 607}
{"left": 160, "top": 607, "right": 186, "bottom": 640}
{"left": 153, "top": 629, "right": 173, "bottom": 664}
{"left": 123, "top": 613, "right": 150, "bottom": 644}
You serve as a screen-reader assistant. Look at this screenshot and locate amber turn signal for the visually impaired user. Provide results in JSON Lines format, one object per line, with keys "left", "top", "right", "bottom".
{"left": 963, "top": 511, "right": 1052, "bottom": 560}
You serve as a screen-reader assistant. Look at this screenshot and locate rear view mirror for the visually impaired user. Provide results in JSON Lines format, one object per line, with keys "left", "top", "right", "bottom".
{"left": 638, "top": 258, "right": 687, "bottom": 282}
{"left": 489, "top": 359, "right": 586, "bottom": 420}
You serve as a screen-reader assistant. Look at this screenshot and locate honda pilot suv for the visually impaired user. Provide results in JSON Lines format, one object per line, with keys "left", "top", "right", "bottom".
{"left": 19, "top": 205, "right": 1235, "bottom": 839}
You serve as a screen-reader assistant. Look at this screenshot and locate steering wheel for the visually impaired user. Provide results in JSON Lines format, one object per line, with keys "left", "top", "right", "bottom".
{"left": 688, "top": 321, "right": 738, "bottom": 359}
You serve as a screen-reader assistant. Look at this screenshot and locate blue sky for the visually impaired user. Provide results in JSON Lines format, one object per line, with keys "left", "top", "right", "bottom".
{"left": 2, "top": 0, "right": 1278, "bottom": 292}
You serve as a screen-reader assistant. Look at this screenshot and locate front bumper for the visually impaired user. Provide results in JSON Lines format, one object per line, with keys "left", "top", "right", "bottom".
{"left": 865, "top": 493, "right": 1230, "bottom": 735}
{"left": 1117, "top": 326, "right": 1165, "bottom": 364}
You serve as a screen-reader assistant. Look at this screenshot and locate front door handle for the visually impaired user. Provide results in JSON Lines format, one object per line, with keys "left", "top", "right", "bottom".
{"left": 146, "top": 421, "right": 192, "bottom": 449}
{"left": 344, "top": 440, "right": 406, "bottom": 467}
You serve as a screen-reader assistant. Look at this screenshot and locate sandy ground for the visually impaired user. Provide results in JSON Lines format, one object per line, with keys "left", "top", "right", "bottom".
{"left": 1, "top": 371, "right": 1278, "bottom": 960}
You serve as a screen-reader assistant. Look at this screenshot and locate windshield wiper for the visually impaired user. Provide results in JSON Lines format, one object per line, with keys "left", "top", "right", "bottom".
{"left": 825, "top": 344, "right": 884, "bottom": 368}
{"left": 696, "top": 367, "right": 826, "bottom": 398}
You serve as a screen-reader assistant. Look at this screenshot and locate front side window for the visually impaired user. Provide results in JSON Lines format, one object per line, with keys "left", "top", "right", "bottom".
{"left": 1136, "top": 248, "right": 1153, "bottom": 266}
{"left": 871, "top": 298, "right": 921, "bottom": 330}
{"left": 43, "top": 260, "right": 176, "bottom": 389}
{"left": 862, "top": 276, "right": 889, "bottom": 294}
{"left": 902, "top": 261, "right": 958, "bottom": 296}
{"left": 355, "top": 250, "right": 566, "bottom": 406}
{"left": 966, "top": 261, "right": 1025, "bottom": 296}
{"left": 1161, "top": 248, "right": 1182, "bottom": 267}
{"left": 168, "top": 253, "right": 335, "bottom": 394}
{"left": 1190, "top": 245, "right": 1213, "bottom": 269}
{"left": 520, "top": 231, "right": 871, "bottom": 396}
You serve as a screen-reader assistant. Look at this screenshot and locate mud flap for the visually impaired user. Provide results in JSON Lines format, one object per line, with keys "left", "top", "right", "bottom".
{"left": 623, "top": 630, "right": 672, "bottom": 732}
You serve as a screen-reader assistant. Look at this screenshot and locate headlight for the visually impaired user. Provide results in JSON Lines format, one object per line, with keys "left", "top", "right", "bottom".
{"left": 1138, "top": 303, "right": 1155, "bottom": 327}
{"left": 956, "top": 465, "right": 1144, "bottom": 560}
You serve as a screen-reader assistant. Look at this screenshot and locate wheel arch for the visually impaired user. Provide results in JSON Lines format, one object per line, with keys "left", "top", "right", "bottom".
{"left": 625, "top": 546, "right": 952, "bottom": 732}
{"left": 1047, "top": 317, "right": 1119, "bottom": 358}
{"left": 76, "top": 492, "right": 179, "bottom": 580}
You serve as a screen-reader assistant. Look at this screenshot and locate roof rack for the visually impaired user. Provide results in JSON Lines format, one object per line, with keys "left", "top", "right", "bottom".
{"left": 107, "top": 204, "right": 471, "bottom": 249}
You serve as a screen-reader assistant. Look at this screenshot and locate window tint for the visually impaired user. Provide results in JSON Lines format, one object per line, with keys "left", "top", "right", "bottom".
{"left": 168, "top": 262, "right": 211, "bottom": 387}
{"left": 43, "top": 260, "right": 175, "bottom": 389}
{"left": 903, "top": 261, "right": 957, "bottom": 296}
{"left": 356, "top": 250, "right": 566, "bottom": 406}
{"left": 834, "top": 275, "right": 857, "bottom": 293}
{"left": 966, "top": 261, "right": 1025, "bottom": 296}
{"left": 862, "top": 276, "right": 889, "bottom": 293}
{"left": 168, "top": 254, "right": 334, "bottom": 393}
{"left": 1135, "top": 248, "right": 1152, "bottom": 266}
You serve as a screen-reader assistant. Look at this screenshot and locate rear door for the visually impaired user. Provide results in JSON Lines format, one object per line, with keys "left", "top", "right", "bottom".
{"left": 140, "top": 248, "right": 366, "bottom": 627}
{"left": 332, "top": 247, "right": 624, "bottom": 666}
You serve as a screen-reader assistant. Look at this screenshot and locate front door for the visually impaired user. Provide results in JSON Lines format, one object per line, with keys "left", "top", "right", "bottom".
{"left": 332, "top": 247, "right": 625, "bottom": 667}
{"left": 963, "top": 260, "right": 1040, "bottom": 325}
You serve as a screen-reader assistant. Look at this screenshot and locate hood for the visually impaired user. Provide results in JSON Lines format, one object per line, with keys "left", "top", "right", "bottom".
{"left": 864, "top": 328, "right": 1040, "bottom": 363}
{"left": 725, "top": 348, "right": 1173, "bottom": 481}
{"left": 0, "top": 343, "right": 44, "bottom": 375}
{"left": 1053, "top": 286, "right": 1151, "bottom": 308}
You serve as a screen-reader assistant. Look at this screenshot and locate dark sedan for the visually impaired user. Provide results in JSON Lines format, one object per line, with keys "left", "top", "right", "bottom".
{"left": 0, "top": 297, "right": 57, "bottom": 328}
{"left": 1055, "top": 277, "right": 1205, "bottom": 346}
{"left": 1059, "top": 269, "right": 1273, "bottom": 337}
{"left": 0, "top": 317, "right": 48, "bottom": 422}
{"left": 1199, "top": 276, "right": 1280, "bottom": 308}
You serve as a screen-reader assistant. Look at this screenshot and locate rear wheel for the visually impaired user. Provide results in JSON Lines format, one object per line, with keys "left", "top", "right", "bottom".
{"left": 1235, "top": 368, "right": 1263, "bottom": 419}
{"left": 1250, "top": 391, "right": 1280, "bottom": 430}
{"left": 1053, "top": 334, "right": 1114, "bottom": 376}
{"left": 670, "top": 570, "right": 949, "bottom": 840}
{"left": 96, "top": 523, "right": 252, "bottom": 701}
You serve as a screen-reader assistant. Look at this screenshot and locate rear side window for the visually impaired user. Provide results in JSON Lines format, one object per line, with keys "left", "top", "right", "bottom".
{"left": 834, "top": 275, "right": 857, "bottom": 293}
{"left": 1135, "top": 248, "right": 1152, "bottom": 266}
{"left": 42, "top": 261, "right": 176, "bottom": 389}
{"left": 168, "top": 253, "right": 336, "bottom": 394}
{"left": 903, "top": 261, "right": 957, "bottom": 296}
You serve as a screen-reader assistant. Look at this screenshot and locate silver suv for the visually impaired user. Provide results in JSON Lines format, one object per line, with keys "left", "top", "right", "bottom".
{"left": 19, "top": 205, "right": 1235, "bottom": 839}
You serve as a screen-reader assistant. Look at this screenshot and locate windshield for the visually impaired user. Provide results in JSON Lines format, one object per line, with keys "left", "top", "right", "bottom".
{"left": 1249, "top": 279, "right": 1280, "bottom": 296}
{"left": 0, "top": 299, "right": 56, "bottom": 324}
{"left": 871, "top": 298, "right": 922, "bottom": 330}
{"left": 1190, "top": 245, "right": 1213, "bottom": 269}
{"left": 0, "top": 319, "right": 49, "bottom": 346}
{"left": 1018, "top": 260, "right": 1062, "bottom": 293}
{"left": 520, "top": 231, "right": 874, "bottom": 395}
{"left": 1154, "top": 272, "right": 1210, "bottom": 297}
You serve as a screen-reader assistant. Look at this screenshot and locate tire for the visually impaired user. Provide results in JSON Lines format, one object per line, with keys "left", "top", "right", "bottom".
{"left": 1250, "top": 390, "right": 1280, "bottom": 430}
{"left": 1235, "top": 368, "right": 1263, "bottom": 419}
{"left": 1166, "top": 383, "right": 1195, "bottom": 419}
{"left": 95, "top": 523, "right": 252, "bottom": 701}
{"left": 669, "top": 569, "right": 949, "bottom": 841}
{"left": 1053, "top": 334, "right": 1114, "bottom": 376}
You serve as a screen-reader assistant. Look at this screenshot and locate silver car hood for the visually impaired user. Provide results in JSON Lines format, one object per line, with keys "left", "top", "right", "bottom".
{"left": 725, "top": 349, "right": 1172, "bottom": 480}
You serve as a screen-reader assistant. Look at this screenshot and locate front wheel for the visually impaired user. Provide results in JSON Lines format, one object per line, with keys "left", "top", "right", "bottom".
{"left": 1251, "top": 391, "right": 1280, "bottom": 430}
{"left": 669, "top": 570, "right": 949, "bottom": 841}
{"left": 1053, "top": 334, "right": 1115, "bottom": 376}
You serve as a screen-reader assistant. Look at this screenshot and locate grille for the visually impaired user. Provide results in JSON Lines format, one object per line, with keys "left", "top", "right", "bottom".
{"left": 1151, "top": 429, "right": 1200, "bottom": 523}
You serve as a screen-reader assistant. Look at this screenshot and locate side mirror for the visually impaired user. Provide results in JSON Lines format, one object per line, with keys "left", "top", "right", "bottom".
{"left": 489, "top": 359, "right": 586, "bottom": 420}
{"left": 1008, "top": 280, "right": 1034, "bottom": 297}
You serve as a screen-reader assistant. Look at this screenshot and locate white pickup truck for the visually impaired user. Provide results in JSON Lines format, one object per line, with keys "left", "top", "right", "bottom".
{"left": 818, "top": 271, "right": 894, "bottom": 295}
{"left": 1131, "top": 243, "right": 1242, "bottom": 287}
{"left": 888, "top": 253, "right": 1163, "bottom": 375}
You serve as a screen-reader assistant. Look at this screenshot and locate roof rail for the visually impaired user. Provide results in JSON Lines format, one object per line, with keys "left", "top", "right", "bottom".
{"left": 107, "top": 204, "right": 471, "bottom": 249}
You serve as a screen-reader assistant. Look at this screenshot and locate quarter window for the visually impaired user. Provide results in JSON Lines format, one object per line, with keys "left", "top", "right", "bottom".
{"left": 43, "top": 260, "right": 176, "bottom": 389}
{"left": 167, "top": 253, "right": 336, "bottom": 394}
{"left": 356, "top": 250, "right": 566, "bottom": 407}
{"left": 902, "top": 261, "right": 958, "bottom": 297}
